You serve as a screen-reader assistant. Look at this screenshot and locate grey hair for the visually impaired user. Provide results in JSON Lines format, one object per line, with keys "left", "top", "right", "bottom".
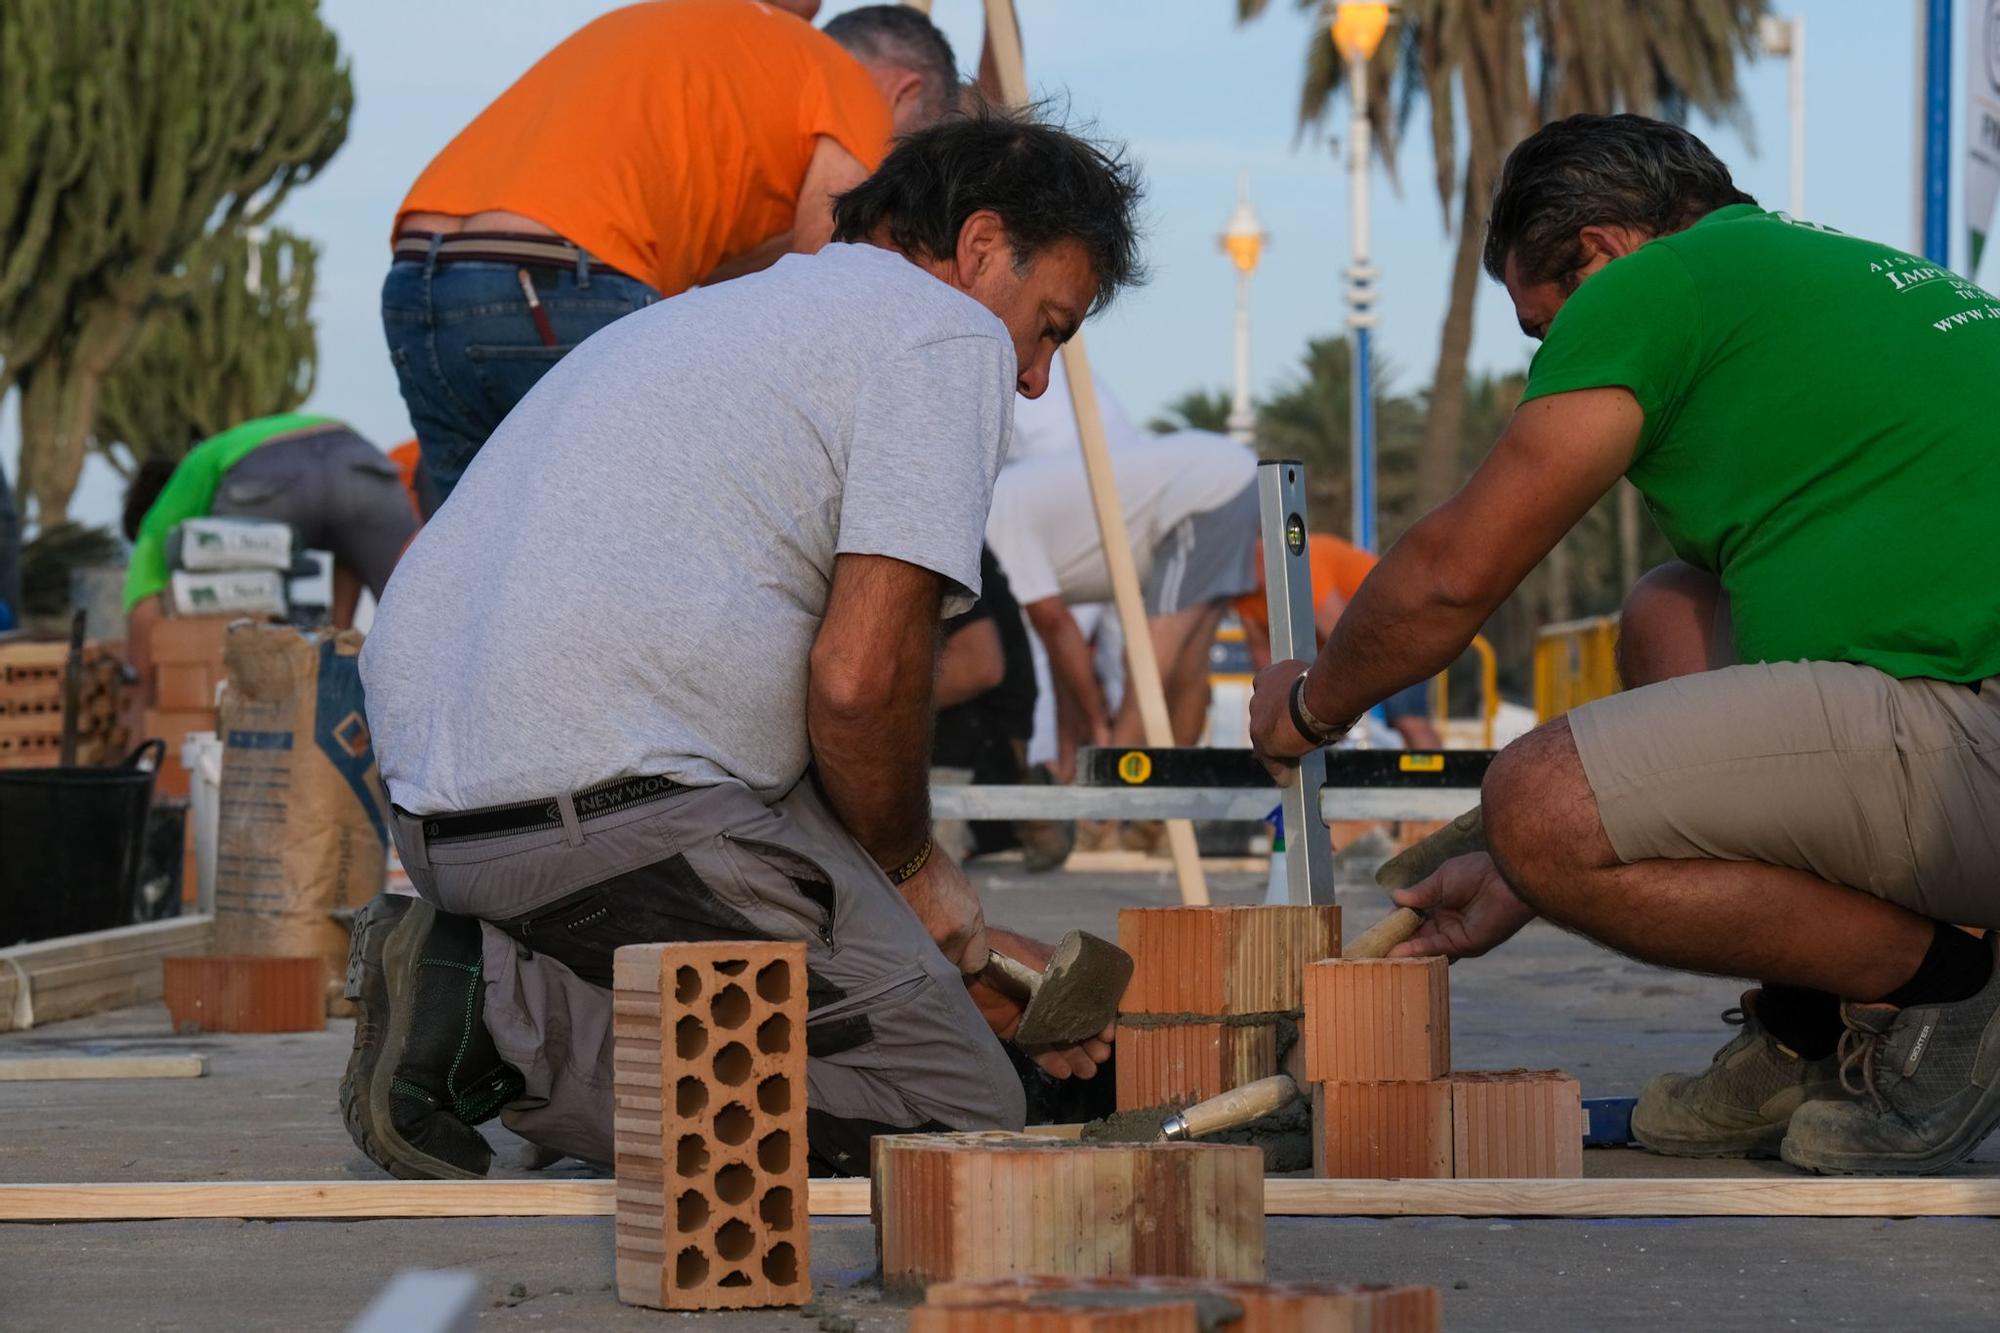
{"left": 1483, "top": 113, "right": 1755, "bottom": 286}
{"left": 823, "top": 5, "right": 960, "bottom": 126}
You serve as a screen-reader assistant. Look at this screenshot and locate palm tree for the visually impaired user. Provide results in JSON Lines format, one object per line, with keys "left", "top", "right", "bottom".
{"left": 1146, "top": 388, "right": 1236, "bottom": 435}
{"left": 1237, "top": 0, "right": 1764, "bottom": 611}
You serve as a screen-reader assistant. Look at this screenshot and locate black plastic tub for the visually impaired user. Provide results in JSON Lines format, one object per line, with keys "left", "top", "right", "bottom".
{"left": 0, "top": 740, "right": 164, "bottom": 946}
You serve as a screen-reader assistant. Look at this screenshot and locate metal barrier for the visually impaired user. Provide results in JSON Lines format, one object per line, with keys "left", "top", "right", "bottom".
{"left": 1533, "top": 614, "right": 1621, "bottom": 722}
{"left": 1430, "top": 633, "right": 1500, "bottom": 747}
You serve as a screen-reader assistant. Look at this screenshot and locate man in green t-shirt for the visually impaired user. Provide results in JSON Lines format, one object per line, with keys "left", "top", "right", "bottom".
{"left": 1250, "top": 114, "right": 2000, "bottom": 1176}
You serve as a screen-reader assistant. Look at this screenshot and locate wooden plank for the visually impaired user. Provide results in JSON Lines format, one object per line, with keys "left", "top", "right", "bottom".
{"left": 0, "top": 916, "right": 213, "bottom": 970}
{"left": 0, "top": 1054, "right": 207, "bottom": 1082}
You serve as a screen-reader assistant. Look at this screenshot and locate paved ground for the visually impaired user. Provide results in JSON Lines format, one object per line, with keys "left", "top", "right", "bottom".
{"left": 5, "top": 859, "right": 1999, "bottom": 1329}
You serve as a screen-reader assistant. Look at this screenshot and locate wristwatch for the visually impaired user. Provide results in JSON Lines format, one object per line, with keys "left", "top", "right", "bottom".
{"left": 1288, "top": 671, "right": 1358, "bottom": 746}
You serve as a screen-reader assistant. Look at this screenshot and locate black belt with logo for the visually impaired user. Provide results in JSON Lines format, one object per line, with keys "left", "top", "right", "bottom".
{"left": 414, "top": 774, "right": 686, "bottom": 844}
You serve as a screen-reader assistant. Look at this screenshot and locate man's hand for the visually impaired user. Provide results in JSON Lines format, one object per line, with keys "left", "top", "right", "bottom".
{"left": 968, "top": 928, "right": 1114, "bottom": 1080}
{"left": 896, "top": 852, "right": 989, "bottom": 975}
{"left": 1248, "top": 659, "right": 1333, "bottom": 782}
{"left": 1386, "top": 851, "right": 1538, "bottom": 961}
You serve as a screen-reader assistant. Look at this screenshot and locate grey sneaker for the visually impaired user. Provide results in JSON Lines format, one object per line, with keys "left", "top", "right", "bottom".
{"left": 1781, "top": 938, "right": 2000, "bottom": 1175}
{"left": 1631, "top": 990, "right": 1844, "bottom": 1158}
{"left": 339, "top": 893, "right": 524, "bottom": 1180}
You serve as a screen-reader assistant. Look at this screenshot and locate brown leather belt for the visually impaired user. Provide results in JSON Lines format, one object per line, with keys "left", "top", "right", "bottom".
{"left": 392, "top": 230, "right": 626, "bottom": 273}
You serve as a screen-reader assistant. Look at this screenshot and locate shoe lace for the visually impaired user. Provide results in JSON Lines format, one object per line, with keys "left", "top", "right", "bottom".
{"left": 1836, "top": 1013, "right": 1889, "bottom": 1109}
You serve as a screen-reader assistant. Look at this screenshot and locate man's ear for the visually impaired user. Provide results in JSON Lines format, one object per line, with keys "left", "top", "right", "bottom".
{"left": 881, "top": 68, "right": 924, "bottom": 121}
{"left": 953, "top": 209, "right": 1010, "bottom": 288}
{"left": 1577, "top": 223, "right": 1650, "bottom": 264}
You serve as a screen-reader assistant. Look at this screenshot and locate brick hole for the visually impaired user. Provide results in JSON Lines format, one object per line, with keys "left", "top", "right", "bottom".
{"left": 709, "top": 983, "right": 750, "bottom": 1030}
{"left": 675, "top": 1134, "right": 709, "bottom": 1177}
{"left": 762, "top": 1241, "right": 799, "bottom": 1285}
{"left": 713, "top": 1041, "right": 752, "bottom": 1086}
{"left": 715, "top": 1161, "right": 755, "bottom": 1205}
{"left": 755, "top": 1012, "right": 792, "bottom": 1055}
{"left": 715, "top": 960, "right": 747, "bottom": 976}
{"left": 715, "top": 1218, "right": 754, "bottom": 1262}
{"left": 674, "top": 966, "right": 701, "bottom": 1003}
{"left": 673, "top": 1246, "right": 709, "bottom": 1289}
{"left": 756, "top": 1074, "right": 790, "bottom": 1116}
{"left": 757, "top": 1129, "right": 792, "bottom": 1174}
{"left": 675, "top": 1015, "right": 707, "bottom": 1059}
{"left": 755, "top": 960, "right": 790, "bottom": 1004}
{"left": 714, "top": 1101, "right": 753, "bottom": 1146}
{"left": 718, "top": 1271, "right": 751, "bottom": 1288}
{"left": 759, "top": 1186, "right": 795, "bottom": 1230}
{"left": 676, "top": 1189, "right": 709, "bottom": 1231}
{"left": 675, "top": 1075, "right": 708, "bottom": 1117}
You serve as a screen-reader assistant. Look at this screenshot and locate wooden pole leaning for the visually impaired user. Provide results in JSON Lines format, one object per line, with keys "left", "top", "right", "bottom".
{"left": 979, "top": 0, "right": 1209, "bottom": 906}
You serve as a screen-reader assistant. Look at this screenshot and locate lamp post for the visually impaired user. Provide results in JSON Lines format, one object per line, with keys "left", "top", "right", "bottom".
{"left": 1330, "top": 1, "right": 1390, "bottom": 552}
{"left": 1219, "top": 174, "right": 1267, "bottom": 445}
{"left": 1758, "top": 14, "right": 1806, "bottom": 219}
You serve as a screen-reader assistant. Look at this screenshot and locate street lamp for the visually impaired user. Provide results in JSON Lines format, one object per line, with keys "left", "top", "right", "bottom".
{"left": 1330, "top": 1, "right": 1390, "bottom": 552}
{"left": 1758, "top": 14, "right": 1806, "bottom": 219}
{"left": 1219, "top": 173, "right": 1267, "bottom": 445}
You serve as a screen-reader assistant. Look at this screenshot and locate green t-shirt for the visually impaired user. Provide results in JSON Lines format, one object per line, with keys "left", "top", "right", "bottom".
{"left": 122, "top": 413, "right": 334, "bottom": 612}
{"left": 1520, "top": 205, "right": 2000, "bottom": 681}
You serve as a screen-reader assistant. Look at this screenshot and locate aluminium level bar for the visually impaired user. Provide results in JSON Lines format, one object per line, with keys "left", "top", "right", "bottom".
{"left": 1256, "top": 459, "right": 1337, "bottom": 903}
{"left": 928, "top": 785, "right": 1471, "bottom": 823}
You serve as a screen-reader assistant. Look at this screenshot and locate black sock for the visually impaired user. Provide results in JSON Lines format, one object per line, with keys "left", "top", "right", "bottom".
{"left": 1757, "top": 982, "right": 1843, "bottom": 1060}
{"left": 1879, "top": 923, "right": 1994, "bottom": 1009}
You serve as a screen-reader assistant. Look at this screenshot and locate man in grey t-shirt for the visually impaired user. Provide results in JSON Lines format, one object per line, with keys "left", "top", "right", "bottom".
{"left": 344, "top": 107, "right": 1145, "bottom": 1180}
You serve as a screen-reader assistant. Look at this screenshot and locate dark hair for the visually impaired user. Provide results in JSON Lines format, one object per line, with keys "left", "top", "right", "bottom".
{"left": 1484, "top": 113, "right": 1756, "bottom": 286}
{"left": 121, "top": 456, "right": 180, "bottom": 542}
{"left": 830, "top": 103, "right": 1146, "bottom": 315}
{"left": 823, "top": 5, "right": 959, "bottom": 125}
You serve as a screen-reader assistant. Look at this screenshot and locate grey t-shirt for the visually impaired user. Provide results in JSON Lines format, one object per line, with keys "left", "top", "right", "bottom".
{"left": 362, "top": 243, "right": 1016, "bottom": 813}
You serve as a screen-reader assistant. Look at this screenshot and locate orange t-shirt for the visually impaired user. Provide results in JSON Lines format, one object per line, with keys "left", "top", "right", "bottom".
{"left": 395, "top": 0, "right": 894, "bottom": 298}
{"left": 1234, "top": 534, "right": 1379, "bottom": 644}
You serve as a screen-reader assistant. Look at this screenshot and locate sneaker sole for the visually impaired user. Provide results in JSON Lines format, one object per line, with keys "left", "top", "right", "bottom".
{"left": 338, "top": 897, "right": 486, "bottom": 1181}
{"left": 1780, "top": 1076, "right": 2000, "bottom": 1176}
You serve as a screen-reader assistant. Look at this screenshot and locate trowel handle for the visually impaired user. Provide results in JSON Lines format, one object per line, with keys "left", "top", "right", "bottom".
{"left": 1160, "top": 1075, "right": 1299, "bottom": 1141}
{"left": 1345, "top": 907, "right": 1425, "bottom": 960}
{"left": 1374, "top": 805, "right": 1485, "bottom": 892}
{"left": 984, "top": 950, "right": 1042, "bottom": 998}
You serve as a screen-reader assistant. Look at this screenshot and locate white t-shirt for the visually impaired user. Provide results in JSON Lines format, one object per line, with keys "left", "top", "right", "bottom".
{"left": 985, "top": 430, "right": 1258, "bottom": 606}
{"left": 1005, "top": 355, "right": 1148, "bottom": 465}
{"left": 362, "top": 244, "right": 1016, "bottom": 812}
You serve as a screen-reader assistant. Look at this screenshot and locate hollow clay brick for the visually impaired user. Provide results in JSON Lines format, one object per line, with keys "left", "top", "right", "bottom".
{"left": 1310, "top": 1080, "right": 1453, "bottom": 1180}
{"left": 910, "top": 1301, "right": 1202, "bottom": 1332}
{"left": 612, "top": 940, "right": 809, "bottom": 1310}
{"left": 162, "top": 956, "right": 326, "bottom": 1033}
{"left": 1119, "top": 906, "right": 1342, "bottom": 1015}
{"left": 1114, "top": 1022, "right": 1279, "bottom": 1111}
{"left": 1449, "top": 1070, "right": 1583, "bottom": 1179}
{"left": 1301, "top": 958, "right": 1450, "bottom": 1083}
{"left": 922, "top": 1275, "right": 1444, "bottom": 1333}
{"left": 872, "top": 1133, "right": 1265, "bottom": 1294}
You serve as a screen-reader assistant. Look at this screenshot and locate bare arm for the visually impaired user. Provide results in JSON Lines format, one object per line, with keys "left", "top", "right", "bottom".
{"left": 1253, "top": 388, "right": 1641, "bottom": 767}
{"left": 1024, "top": 596, "right": 1110, "bottom": 739}
{"left": 791, "top": 134, "right": 870, "bottom": 256}
{"left": 935, "top": 618, "right": 1005, "bottom": 710}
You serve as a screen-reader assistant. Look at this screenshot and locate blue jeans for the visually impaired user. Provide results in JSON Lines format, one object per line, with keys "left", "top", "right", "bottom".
{"left": 380, "top": 245, "right": 660, "bottom": 513}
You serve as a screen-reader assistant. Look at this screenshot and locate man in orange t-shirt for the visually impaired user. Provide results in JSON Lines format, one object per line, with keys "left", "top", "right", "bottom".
{"left": 382, "top": 2, "right": 958, "bottom": 511}
{"left": 1236, "top": 534, "right": 1442, "bottom": 747}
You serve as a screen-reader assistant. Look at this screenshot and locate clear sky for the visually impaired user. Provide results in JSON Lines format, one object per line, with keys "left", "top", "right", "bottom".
{"left": 7, "top": 0, "right": 1980, "bottom": 531}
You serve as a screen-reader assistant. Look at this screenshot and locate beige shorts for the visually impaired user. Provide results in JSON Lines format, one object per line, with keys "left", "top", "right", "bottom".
{"left": 1569, "top": 660, "right": 2000, "bottom": 926}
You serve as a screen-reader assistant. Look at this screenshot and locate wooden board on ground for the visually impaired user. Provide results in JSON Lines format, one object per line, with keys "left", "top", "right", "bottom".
{"left": 0, "top": 1054, "right": 207, "bottom": 1082}
{"left": 14, "top": 1176, "right": 2000, "bottom": 1222}
{"left": 0, "top": 915, "right": 213, "bottom": 1031}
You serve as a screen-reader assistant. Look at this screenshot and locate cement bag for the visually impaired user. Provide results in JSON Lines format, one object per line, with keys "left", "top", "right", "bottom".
{"left": 215, "top": 625, "right": 387, "bottom": 1012}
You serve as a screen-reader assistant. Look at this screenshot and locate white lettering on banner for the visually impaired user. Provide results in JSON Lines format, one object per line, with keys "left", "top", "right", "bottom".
{"left": 1967, "top": 0, "right": 2000, "bottom": 272}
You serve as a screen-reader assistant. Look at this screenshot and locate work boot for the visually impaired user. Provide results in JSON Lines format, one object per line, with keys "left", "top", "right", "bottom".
{"left": 1631, "top": 990, "right": 1843, "bottom": 1158}
{"left": 1016, "top": 764, "right": 1075, "bottom": 874}
{"left": 1782, "top": 937, "right": 2000, "bottom": 1175}
{"left": 340, "top": 893, "right": 524, "bottom": 1180}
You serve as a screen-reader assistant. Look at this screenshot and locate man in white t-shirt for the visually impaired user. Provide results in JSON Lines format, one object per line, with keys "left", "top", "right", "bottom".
{"left": 986, "top": 429, "right": 1258, "bottom": 778}
{"left": 342, "top": 108, "right": 1144, "bottom": 1182}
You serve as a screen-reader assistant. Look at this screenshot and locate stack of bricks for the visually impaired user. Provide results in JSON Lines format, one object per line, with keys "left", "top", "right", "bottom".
{"left": 612, "top": 940, "right": 809, "bottom": 1312}
{"left": 872, "top": 1133, "right": 1264, "bottom": 1294}
{"left": 143, "top": 614, "right": 233, "bottom": 797}
{"left": 915, "top": 1275, "right": 1442, "bottom": 1332}
{"left": 1302, "top": 956, "right": 1582, "bottom": 1178}
{"left": 162, "top": 956, "right": 327, "bottom": 1033}
{"left": 1114, "top": 906, "right": 1340, "bottom": 1112}
{"left": 0, "top": 641, "right": 128, "bottom": 769}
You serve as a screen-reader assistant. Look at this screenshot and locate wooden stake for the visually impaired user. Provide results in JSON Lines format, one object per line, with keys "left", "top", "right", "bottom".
{"left": 0, "top": 1054, "right": 207, "bottom": 1082}
{"left": 979, "top": 0, "right": 1208, "bottom": 907}
{"left": 16, "top": 1176, "right": 2000, "bottom": 1221}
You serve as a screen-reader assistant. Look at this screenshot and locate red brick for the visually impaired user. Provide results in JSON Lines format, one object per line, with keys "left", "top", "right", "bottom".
{"left": 1119, "top": 906, "right": 1341, "bottom": 1015}
{"left": 1311, "top": 1080, "right": 1453, "bottom": 1179}
{"left": 1113, "top": 1022, "right": 1279, "bottom": 1111}
{"left": 1449, "top": 1070, "right": 1583, "bottom": 1178}
{"left": 162, "top": 956, "right": 325, "bottom": 1033}
{"left": 1301, "top": 958, "right": 1450, "bottom": 1083}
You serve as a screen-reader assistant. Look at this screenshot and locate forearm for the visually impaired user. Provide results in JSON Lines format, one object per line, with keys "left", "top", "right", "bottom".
{"left": 1029, "top": 603, "right": 1108, "bottom": 729}
{"left": 1300, "top": 515, "right": 1497, "bottom": 725}
{"left": 934, "top": 620, "right": 1004, "bottom": 709}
